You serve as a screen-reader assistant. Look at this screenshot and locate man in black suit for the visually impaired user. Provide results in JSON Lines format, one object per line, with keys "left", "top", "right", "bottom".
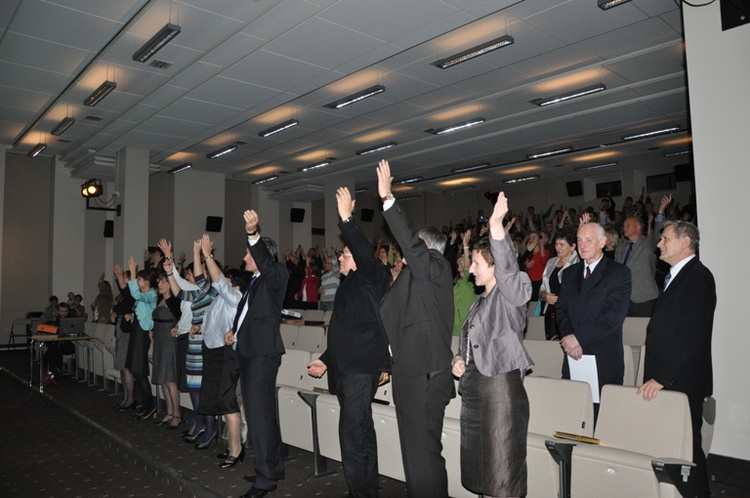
{"left": 307, "top": 187, "right": 391, "bottom": 498}
{"left": 225, "top": 210, "right": 289, "bottom": 498}
{"left": 556, "top": 222, "right": 631, "bottom": 397}
{"left": 637, "top": 221, "right": 715, "bottom": 498}
{"left": 377, "top": 160, "right": 455, "bottom": 498}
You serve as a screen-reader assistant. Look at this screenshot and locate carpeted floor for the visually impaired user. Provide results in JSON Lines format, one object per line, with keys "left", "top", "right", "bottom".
{"left": 0, "top": 350, "right": 407, "bottom": 498}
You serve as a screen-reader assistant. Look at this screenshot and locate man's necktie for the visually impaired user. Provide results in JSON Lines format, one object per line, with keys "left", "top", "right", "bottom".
{"left": 663, "top": 272, "right": 672, "bottom": 291}
{"left": 585, "top": 266, "right": 591, "bottom": 279}
{"left": 622, "top": 241, "right": 634, "bottom": 265}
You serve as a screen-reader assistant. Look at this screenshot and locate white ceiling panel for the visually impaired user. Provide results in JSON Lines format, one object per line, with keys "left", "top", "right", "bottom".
{"left": 221, "top": 50, "right": 330, "bottom": 92}
{"left": 187, "top": 76, "right": 284, "bottom": 110}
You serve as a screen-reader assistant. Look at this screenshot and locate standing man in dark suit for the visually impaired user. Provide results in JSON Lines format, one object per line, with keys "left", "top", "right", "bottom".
{"left": 637, "top": 221, "right": 715, "bottom": 498}
{"left": 377, "top": 160, "right": 455, "bottom": 498}
{"left": 556, "top": 222, "right": 631, "bottom": 397}
{"left": 307, "top": 186, "right": 391, "bottom": 498}
{"left": 225, "top": 210, "right": 289, "bottom": 498}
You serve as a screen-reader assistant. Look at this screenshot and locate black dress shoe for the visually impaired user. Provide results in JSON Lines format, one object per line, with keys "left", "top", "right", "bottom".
{"left": 240, "top": 485, "right": 276, "bottom": 498}
{"left": 242, "top": 475, "right": 256, "bottom": 483}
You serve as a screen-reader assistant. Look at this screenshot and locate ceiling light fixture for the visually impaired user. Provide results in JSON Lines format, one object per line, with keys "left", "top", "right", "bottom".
{"left": 324, "top": 85, "right": 385, "bottom": 109}
{"left": 83, "top": 80, "right": 117, "bottom": 107}
{"left": 530, "top": 83, "right": 606, "bottom": 107}
{"left": 168, "top": 163, "right": 192, "bottom": 174}
{"left": 355, "top": 187, "right": 368, "bottom": 193}
{"left": 573, "top": 161, "right": 619, "bottom": 172}
{"left": 426, "top": 117, "right": 485, "bottom": 135}
{"left": 132, "top": 23, "right": 181, "bottom": 63}
{"left": 259, "top": 119, "right": 300, "bottom": 138}
{"left": 28, "top": 142, "right": 47, "bottom": 157}
{"left": 394, "top": 176, "right": 423, "bottom": 185}
{"left": 621, "top": 125, "right": 681, "bottom": 141}
{"left": 527, "top": 147, "right": 573, "bottom": 159}
{"left": 432, "top": 35, "right": 514, "bottom": 69}
{"left": 451, "top": 162, "right": 492, "bottom": 174}
{"left": 253, "top": 175, "right": 279, "bottom": 185}
{"left": 206, "top": 143, "right": 239, "bottom": 159}
{"left": 502, "top": 175, "right": 540, "bottom": 184}
{"left": 51, "top": 117, "right": 76, "bottom": 136}
{"left": 81, "top": 178, "right": 103, "bottom": 197}
{"left": 356, "top": 141, "right": 398, "bottom": 156}
{"left": 398, "top": 195, "right": 422, "bottom": 202}
{"left": 597, "top": 0, "right": 633, "bottom": 10}
{"left": 663, "top": 150, "right": 691, "bottom": 157}
{"left": 299, "top": 157, "right": 337, "bottom": 173}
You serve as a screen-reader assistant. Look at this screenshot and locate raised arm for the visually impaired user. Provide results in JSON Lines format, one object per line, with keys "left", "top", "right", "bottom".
{"left": 201, "top": 233, "right": 223, "bottom": 282}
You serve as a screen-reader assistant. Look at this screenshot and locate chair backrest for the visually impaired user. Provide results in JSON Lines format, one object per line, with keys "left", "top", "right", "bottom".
{"left": 295, "top": 325, "right": 326, "bottom": 352}
{"left": 373, "top": 379, "right": 395, "bottom": 405}
{"left": 302, "top": 309, "right": 325, "bottom": 322}
{"left": 622, "top": 316, "right": 649, "bottom": 346}
{"left": 526, "top": 316, "right": 546, "bottom": 340}
{"left": 277, "top": 349, "right": 311, "bottom": 389}
{"left": 623, "top": 344, "right": 636, "bottom": 387}
{"left": 280, "top": 323, "right": 299, "bottom": 349}
{"left": 595, "top": 384, "right": 692, "bottom": 459}
{"left": 323, "top": 309, "right": 333, "bottom": 325}
{"left": 525, "top": 376, "right": 595, "bottom": 436}
{"left": 524, "top": 339, "right": 563, "bottom": 378}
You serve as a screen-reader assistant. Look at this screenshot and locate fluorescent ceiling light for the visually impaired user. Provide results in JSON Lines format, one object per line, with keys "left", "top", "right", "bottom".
{"left": 432, "top": 35, "right": 514, "bottom": 69}
{"left": 51, "top": 117, "right": 75, "bottom": 136}
{"left": 299, "top": 157, "right": 337, "bottom": 172}
{"left": 356, "top": 141, "right": 398, "bottom": 156}
{"left": 621, "top": 125, "right": 681, "bottom": 141}
{"left": 598, "top": 0, "right": 633, "bottom": 10}
{"left": 324, "top": 85, "right": 385, "bottom": 109}
{"left": 394, "top": 176, "right": 423, "bottom": 185}
{"left": 132, "top": 23, "right": 181, "bottom": 63}
{"left": 503, "top": 175, "right": 540, "bottom": 184}
{"left": 574, "top": 161, "right": 619, "bottom": 172}
{"left": 28, "top": 143, "right": 47, "bottom": 157}
{"left": 355, "top": 187, "right": 368, "bottom": 193}
{"left": 83, "top": 80, "right": 117, "bottom": 107}
{"left": 206, "top": 143, "right": 239, "bottom": 159}
{"left": 398, "top": 195, "right": 421, "bottom": 201}
{"left": 664, "top": 150, "right": 691, "bottom": 157}
{"left": 527, "top": 147, "right": 573, "bottom": 159}
{"left": 168, "top": 163, "right": 192, "bottom": 174}
{"left": 530, "top": 84, "right": 606, "bottom": 107}
{"left": 426, "top": 117, "right": 485, "bottom": 135}
{"left": 451, "top": 162, "right": 491, "bottom": 173}
{"left": 259, "top": 119, "right": 299, "bottom": 138}
{"left": 253, "top": 175, "right": 279, "bottom": 185}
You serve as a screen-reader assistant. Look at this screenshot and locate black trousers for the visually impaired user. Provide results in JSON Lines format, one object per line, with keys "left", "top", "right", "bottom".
{"left": 392, "top": 369, "right": 453, "bottom": 498}
{"left": 627, "top": 299, "right": 656, "bottom": 317}
{"left": 239, "top": 353, "right": 284, "bottom": 490}
{"left": 334, "top": 372, "right": 380, "bottom": 498}
{"left": 687, "top": 394, "right": 710, "bottom": 498}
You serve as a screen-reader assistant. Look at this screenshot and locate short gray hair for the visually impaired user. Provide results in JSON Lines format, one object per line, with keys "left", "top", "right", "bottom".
{"left": 664, "top": 221, "right": 699, "bottom": 252}
{"left": 261, "top": 236, "right": 279, "bottom": 261}
{"left": 417, "top": 225, "right": 446, "bottom": 254}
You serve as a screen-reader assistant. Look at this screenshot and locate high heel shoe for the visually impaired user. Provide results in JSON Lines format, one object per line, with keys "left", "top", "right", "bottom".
{"left": 220, "top": 448, "right": 245, "bottom": 469}
{"left": 184, "top": 428, "right": 205, "bottom": 443}
{"left": 156, "top": 415, "right": 174, "bottom": 426}
{"left": 136, "top": 407, "right": 157, "bottom": 420}
{"left": 194, "top": 432, "right": 218, "bottom": 450}
{"left": 116, "top": 402, "right": 136, "bottom": 411}
{"left": 168, "top": 416, "right": 183, "bottom": 430}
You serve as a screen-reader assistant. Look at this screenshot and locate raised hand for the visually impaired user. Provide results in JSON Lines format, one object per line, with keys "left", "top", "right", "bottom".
{"left": 128, "top": 255, "right": 138, "bottom": 276}
{"left": 579, "top": 212, "right": 592, "bottom": 227}
{"left": 489, "top": 192, "right": 509, "bottom": 240}
{"left": 658, "top": 193, "right": 672, "bottom": 214}
{"left": 201, "top": 233, "right": 214, "bottom": 258}
{"left": 244, "top": 210, "right": 259, "bottom": 234}
{"left": 158, "top": 238, "right": 172, "bottom": 258}
{"left": 336, "top": 187, "right": 355, "bottom": 221}
{"left": 376, "top": 160, "right": 393, "bottom": 199}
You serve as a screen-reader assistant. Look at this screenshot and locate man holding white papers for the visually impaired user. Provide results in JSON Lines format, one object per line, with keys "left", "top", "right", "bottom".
{"left": 555, "top": 222, "right": 631, "bottom": 399}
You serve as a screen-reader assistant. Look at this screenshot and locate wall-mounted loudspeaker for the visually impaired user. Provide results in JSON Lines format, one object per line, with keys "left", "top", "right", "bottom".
{"left": 290, "top": 208, "right": 305, "bottom": 223}
{"left": 104, "top": 220, "right": 114, "bottom": 238}
{"left": 360, "top": 208, "right": 374, "bottom": 222}
{"left": 674, "top": 163, "right": 694, "bottom": 182}
{"left": 566, "top": 180, "right": 583, "bottom": 197}
{"left": 206, "top": 216, "right": 223, "bottom": 232}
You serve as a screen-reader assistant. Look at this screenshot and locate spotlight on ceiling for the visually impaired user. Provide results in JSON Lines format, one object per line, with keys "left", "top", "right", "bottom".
{"left": 324, "top": 85, "right": 385, "bottom": 109}
{"left": 27, "top": 143, "right": 47, "bottom": 157}
{"left": 83, "top": 80, "right": 117, "bottom": 107}
{"left": 259, "top": 119, "right": 300, "bottom": 138}
{"left": 529, "top": 84, "right": 606, "bottom": 107}
{"left": 426, "top": 117, "right": 485, "bottom": 135}
{"left": 132, "top": 23, "right": 181, "bottom": 63}
{"left": 51, "top": 117, "right": 76, "bottom": 136}
{"left": 81, "top": 178, "right": 103, "bottom": 198}
{"left": 432, "top": 35, "right": 514, "bottom": 69}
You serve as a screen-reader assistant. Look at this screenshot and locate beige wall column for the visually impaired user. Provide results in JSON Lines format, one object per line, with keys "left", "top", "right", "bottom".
{"left": 114, "top": 147, "right": 150, "bottom": 270}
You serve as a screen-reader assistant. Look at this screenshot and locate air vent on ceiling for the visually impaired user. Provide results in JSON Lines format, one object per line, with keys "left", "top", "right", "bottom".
{"left": 149, "top": 59, "right": 173, "bottom": 69}
{"left": 57, "top": 138, "right": 72, "bottom": 143}
{"left": 85, "top": 115, "right": 103, "bottom": 121}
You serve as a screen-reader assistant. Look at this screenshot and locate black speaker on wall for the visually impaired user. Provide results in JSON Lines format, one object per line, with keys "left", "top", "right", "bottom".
{"left": 103, "top": 220, "right": 114, "bottom": 238}
{"left": 360, "top": 208, "right": 374, "bottom": 222}
{"left": 206, "top": 216, "right": 223, "bottom": 232}
{"left": 290, "top": 208, "right": 305, "bottom": 223}
{"left": 566, "top": 180, "right": 583, "bottom": 197}
{"left": 674, "top": 163, "right": 695, "bottom": 182}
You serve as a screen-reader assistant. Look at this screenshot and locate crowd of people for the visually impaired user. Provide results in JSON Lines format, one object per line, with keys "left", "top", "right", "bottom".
{"left": 42, "top": 160, "right": 713, "bottom": 498}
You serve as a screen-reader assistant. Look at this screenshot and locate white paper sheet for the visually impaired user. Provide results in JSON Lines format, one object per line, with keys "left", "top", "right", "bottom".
{"left": 567, "top": 354, "right": 600, "bottom": 403}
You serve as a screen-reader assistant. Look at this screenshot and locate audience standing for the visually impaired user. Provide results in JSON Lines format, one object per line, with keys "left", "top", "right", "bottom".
{"left": 539, "top": 231, "right": 580, "bottom": 340}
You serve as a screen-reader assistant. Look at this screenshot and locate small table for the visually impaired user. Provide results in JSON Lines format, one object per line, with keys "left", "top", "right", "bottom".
{"left": 29, "top": 334, "right": 90, "bottom": 393}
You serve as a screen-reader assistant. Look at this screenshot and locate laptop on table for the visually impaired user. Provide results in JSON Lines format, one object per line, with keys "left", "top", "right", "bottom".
{"left": 58, "top": 317, "right": 86, "bottom": 337}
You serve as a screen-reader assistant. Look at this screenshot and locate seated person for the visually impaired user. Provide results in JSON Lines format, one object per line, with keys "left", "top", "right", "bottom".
{"left": 42, "top": 302, "right": 76, "bottom": 378}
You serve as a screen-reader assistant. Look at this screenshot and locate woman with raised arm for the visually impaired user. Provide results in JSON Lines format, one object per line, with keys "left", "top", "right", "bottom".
{"left": 112, "top": 265, "right": 136, "bottom": 410}
{"left": 451, "top": 192, "right": 533, "bottom": 498}
{"left": 151, "top": 268, "right": 182, "bottom": 429}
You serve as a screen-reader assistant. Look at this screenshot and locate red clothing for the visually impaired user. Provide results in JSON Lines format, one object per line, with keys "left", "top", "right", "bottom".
{"left": 525, "top": 250, "right": 550, "bottom": 282}
{"left": 298, "top": 266, "right": 320, "bottom": 303}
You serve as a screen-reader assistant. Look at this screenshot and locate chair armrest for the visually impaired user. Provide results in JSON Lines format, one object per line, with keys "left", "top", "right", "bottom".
{"left": 652, "top": 458, "right": 695, "bottom": 498}
{"left": 545, "top": 439, "right": 577, "bottom": 498}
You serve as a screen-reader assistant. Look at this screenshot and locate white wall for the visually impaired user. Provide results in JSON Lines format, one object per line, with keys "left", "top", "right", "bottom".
{"left": 51, "top": 157, "right": 86, "bottom": 300}
{"left": 172, "top": 170, "right": 226, "bottom": 264}
{"left": 684, "top": 4, "right": 750, "bottom": 460}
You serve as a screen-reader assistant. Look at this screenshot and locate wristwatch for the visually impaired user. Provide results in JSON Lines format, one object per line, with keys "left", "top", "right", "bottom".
{"left": 246, "top": 230, "right": 258, "bottom": 236}
{"left": 381, "top": 193, "right": 395, "bottom": 203}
